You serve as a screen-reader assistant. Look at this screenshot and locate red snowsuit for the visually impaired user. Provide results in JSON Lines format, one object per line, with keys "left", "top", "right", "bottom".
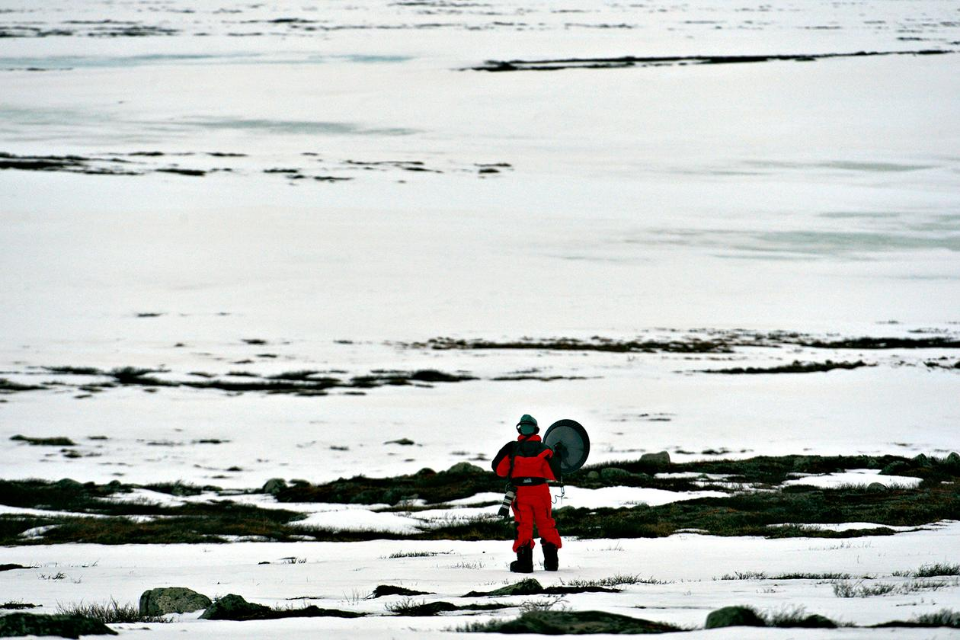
{"left": 492, "top": 434, "right": 563, "bottom": 552}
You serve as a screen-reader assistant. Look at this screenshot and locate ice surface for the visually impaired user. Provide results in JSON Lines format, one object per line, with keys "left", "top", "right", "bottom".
{"left": 1, "top": 0, "right": 958, "bottom": 635}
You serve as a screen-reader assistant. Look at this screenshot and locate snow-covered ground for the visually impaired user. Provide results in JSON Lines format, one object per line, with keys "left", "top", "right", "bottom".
{"left": 3, "top": 522, "right": 960, "bottom": 637}
{"left": 2, "top": 0, "right": 958, "bottom": 635}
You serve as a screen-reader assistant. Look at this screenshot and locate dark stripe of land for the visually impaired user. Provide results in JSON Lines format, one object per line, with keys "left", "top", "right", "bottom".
{"left": 1, "top": 453, "right": 957, "bottom": 545}
{"left": 470, "top": 49, "right": 954, "bottom": 72}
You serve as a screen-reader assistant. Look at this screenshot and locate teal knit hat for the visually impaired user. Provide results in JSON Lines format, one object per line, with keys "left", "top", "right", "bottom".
{"left": 516, "top": 414, "right": 539, "bottom": 435}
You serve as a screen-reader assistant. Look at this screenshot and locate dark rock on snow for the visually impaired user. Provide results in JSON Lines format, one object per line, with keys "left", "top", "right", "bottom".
{"left": 640, "top": 451, "right": 671, "bottom": 466}
{"left": 139, "top": 587, "right": 211, "bottom": 616}
{"left": 393, "top": 601, "right": 460, "bottom": 616}
{"left": 473, "top": 610, "right": 679, "bottom": 634}
{"left": 465, "top": 579, "right": 544, "bottom": 597}
{"left": 262, "top": 478, "right": 287, "bottom": 495}
{"left": 447, "top": 462, "right": 486, "bottom": 475}
{"left": 199, "top": 594, "right": 363, "bottom": 621}
{"left": 705, "top": 606, "right": 767, "bottom": 629}
{"left": 199, "top": 594, "right": 271, "bottom": 620}
{"left": 371, "top": 585, "right": 432, "bottom": 598}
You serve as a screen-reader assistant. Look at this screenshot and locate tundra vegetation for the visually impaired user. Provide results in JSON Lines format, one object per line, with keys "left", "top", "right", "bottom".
{"left": 0, "top": 453, "right": 956, "bottom": 545}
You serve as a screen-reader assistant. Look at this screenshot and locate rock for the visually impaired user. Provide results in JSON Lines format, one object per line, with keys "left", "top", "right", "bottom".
{"left": 385, "top": 438, "right": 415, "bottom": 446}
{"left": 600, "top": 467, "right": 634, "bottom": 481}
{"left": 198, "top": 594, "right": 362, "bottom": 621}
{"left": 705, "top": 606, "right": 767, "bottom": 629}
{"left": 946, "top": 452, "right": 960, "bottom": 465}
{"left": 880, "top": 461, "right": 910, "bottom": 476}
{"left": 866, "top": 482, "right": 888, "bottom": 492}
{"left": 0, "top": 613, "right": 117, "bottom": 638}
{"left": 793, "top": 614, "right": 837, "bottom": 628}
{"left": 56, "top": 478, "right": 84, "bottom": 490}
{"left": 465, "top": 578, "right": 544, "bottom": 597}
{"left": 139, "top": 587, "right": 212, "bottom": 616}
{"left": 392, "top": 601, "right": 459, "bottom": 616}
{"left": 912, "top": 453, "right": 932, "bottom": 467}
{"left": 371, "top": 585, "right": 432, "bottom": 598}
{"left": 261, "top": 478, "right": 287, "bottom": 495}
{"left": 483, "top": 610, "right": 678, "bottom": 634}
{"left": 586, "top": 470, "right": 600, "bottom": 480}
{"left": 446, "top": 462, "right": 485, "bottom": 475}
{"left": 199, "top": 594, "right": 271, "bottom": 621}
{"left": 641, "top": 451, "right": 671, "bottom": 466}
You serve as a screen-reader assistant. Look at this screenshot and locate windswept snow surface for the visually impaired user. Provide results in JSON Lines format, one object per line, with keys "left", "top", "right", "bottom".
{"left": 2, "top": 0, "right": 959, "bottom": 636}
{"left": 3, "top": 522, "right": 960, "bottom": 638}
{"left": 784, "top": 469, "right": 924, "bottom": 490}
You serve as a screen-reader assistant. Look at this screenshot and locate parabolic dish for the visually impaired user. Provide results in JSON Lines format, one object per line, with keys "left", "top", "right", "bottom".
{"left": 543, "top": 419, "right": 590, "bottom": 474}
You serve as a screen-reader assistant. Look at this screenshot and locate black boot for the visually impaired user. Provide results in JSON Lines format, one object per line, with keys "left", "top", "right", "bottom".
{"left": 509, "top": 545, "right": 533, "bottom": 573}
{"left": 542, "top": 542, "right": 559, "bottom": 571}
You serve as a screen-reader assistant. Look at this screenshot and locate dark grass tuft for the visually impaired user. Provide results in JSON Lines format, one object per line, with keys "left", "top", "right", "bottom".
{"left": 56, "top": 598, "right": 167, "bottom": 623}
{"left": 914, "top": 562, "right": 960, "bottom": 578}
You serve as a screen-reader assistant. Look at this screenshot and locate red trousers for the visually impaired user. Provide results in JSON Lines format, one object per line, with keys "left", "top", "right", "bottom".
{"left": 511, "top": 484, "right": 562, "bottom": 551}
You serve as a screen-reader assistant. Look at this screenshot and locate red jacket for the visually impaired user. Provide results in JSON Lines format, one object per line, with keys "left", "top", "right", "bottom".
{"left": 492, "top": 435, "right": 558, "bottom": 482}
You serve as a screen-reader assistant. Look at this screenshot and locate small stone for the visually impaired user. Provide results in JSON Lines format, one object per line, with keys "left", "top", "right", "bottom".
{"left": 866, "top": 482, "right": 887, "bottom": 492}
{"left": 446, "top": 462, "right": 485, "bottom": 475}
{"left": 912, "top": 453, "right": 932, "bottom": 467}
{"left": 139, "top": 587, "right": 212, "bottom": 616}
{"left": 199, "top": 594, "right": 270, "bottom": 621}
{"left": 586, "top": 470, "right": 600, "bottom": 480}
{"left": 796, "top": 614, "right": 837, "bottom": 628}
{"left": 262, "top": 478, "right": 287, "bottom": 495}
{"left": 371, "top": 585, "right": 432, "bottom": 598}
{"left": 640, "top": 451, "right": 671, "bottom": 466}
{"left": 465, "top": 578, "right": 544, "bottom": 597}
{"left": 600, "top": 467, "right": 634, "bottom": 481}
{"left": 881, "top": 461, "right": 910, "bottom": 475}
{"left": 946, "top": 452, "right": 960, "bottom": 465}
{"left": 705, "top": 606, "right": 766, "bottom": 629}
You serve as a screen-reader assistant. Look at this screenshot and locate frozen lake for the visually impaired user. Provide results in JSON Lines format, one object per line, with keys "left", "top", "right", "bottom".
{"left": 2, "top": 1, "right": 960, "bottom": 636}
{"left": 2, "top": 0, "right": 958, "bottom": 483}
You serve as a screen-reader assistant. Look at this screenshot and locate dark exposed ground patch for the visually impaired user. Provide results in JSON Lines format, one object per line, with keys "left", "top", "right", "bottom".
{"left": 281, "top": 453, "right": 949, "bottom": 507}
{"left": 701, "top": 360, "right": 870, "bottom": 374}
{"left": 10, "top": 435, "right": 76, "bottom": 446}
{"left": 801, "top": 336, "right": 960, "bottom": 349}
{"left": 200, "top": 594, "right": 363, "bottom": 621}
{"left": 371, "top": 585, "right": 432, "bottom": 598}
{"left": 414, "top": 332, "right": 960, "bottom": 354}
{"left": 0, "top": 612, "right": 117, "bottom": 637}
{"left": 470, "top": 49, "right": 954, "bottom": 72}
{"left": 387, "top": 600, "right": 510, "bottom": 616}
{"left": 0, "top": 378, "right": 46, "bottom": 393}
{"left": 464, "top": 579, "right": 620, "bottom": 597}
{"left": 463, "top": 609, "right": 680, "bottom": 634}
{"left": 0, "top": 564, "right": 31, "bottom": 572}
{"left": 415, "top": 336, "right": 736, "bottom": 354}
{"left": 29, "top": 365, "right": 476, "bottom": 397}
{"left": 0, "top": 152, "right": 207, "bottom": 177}
{"left": 0, "top": 601, "right": 40, "bottom": 609}
{"left": 2, "top": 455, "right": 956, "bottom": 545}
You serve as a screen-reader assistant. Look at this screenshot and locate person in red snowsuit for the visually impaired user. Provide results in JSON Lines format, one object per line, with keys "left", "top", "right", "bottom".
{"left": 491, "top": 414, "right": 562, "bottom": 573}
